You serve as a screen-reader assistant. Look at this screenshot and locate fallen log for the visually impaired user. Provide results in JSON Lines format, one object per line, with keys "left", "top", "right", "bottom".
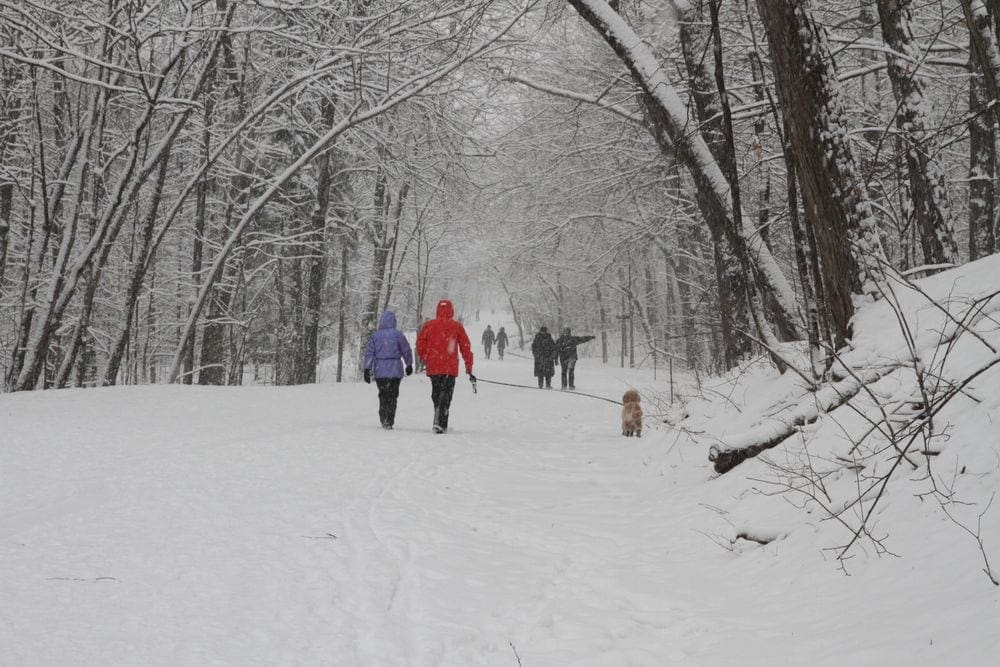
{"left": 708, "top": 363, "right": 900, "bottom": 474}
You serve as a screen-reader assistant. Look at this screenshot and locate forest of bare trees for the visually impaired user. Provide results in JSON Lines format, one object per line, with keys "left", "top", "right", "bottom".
{"left": 1, "top": 0, "right": 998, "bottom": 392}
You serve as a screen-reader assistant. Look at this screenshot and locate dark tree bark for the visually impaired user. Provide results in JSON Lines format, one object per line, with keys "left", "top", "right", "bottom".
{"left": 566, "top": 0, "right": 804, "bottom": 348}
{"left": 961, "top": 0, "right": 1000, "bottom": 127}
{"left": 676, "top": 0, "right": 753, "bottom": 366}
{"left": 359, "top": 175, "right": 408, "bottom": 349}
{"left": 756, "top": 0, "right": 886, "bottom": 347}
{"left": 875, "top": 0, "right": 959, "bottom": 266}
{"left": 335, "top": 237, "right": 350, "bottom": 383}
{"left": 969, "top": 40, "right": 998, "bottom": 260}
{"left": 359, "top": 166, "right": 390, "bottom": 338}
{"left": 185, "top": 85, "right": 215, "bottom": 385}
{"left": 296, "top": 112, "right": 340, "bottom": 385}
{"left": 0, "top": 61, "right": 18, "bottom": 291}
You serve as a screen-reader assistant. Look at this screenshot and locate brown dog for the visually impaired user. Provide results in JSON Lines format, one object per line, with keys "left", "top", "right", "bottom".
{"left": 621, "top": 389, "right": 643, "bottom": 437}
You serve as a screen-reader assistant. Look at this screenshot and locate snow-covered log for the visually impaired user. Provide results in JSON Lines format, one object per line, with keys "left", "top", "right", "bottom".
{"left": 708, "top": 363, "right": 900, "bottom": 474}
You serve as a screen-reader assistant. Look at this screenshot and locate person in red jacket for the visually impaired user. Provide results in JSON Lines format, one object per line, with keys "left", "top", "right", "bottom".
{"left": 415, "top": 299, "right": 474, "bottom": 433}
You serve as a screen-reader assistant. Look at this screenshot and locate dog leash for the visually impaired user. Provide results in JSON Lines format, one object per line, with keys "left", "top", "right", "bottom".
{"left": 473, "top": 377, "right": 622, "bottom": 405}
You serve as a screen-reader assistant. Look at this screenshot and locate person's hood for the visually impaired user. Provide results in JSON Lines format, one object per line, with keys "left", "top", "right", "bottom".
{"left": 539, "top": 326, "right": 548, "bottom": 334}
{"left": 562, "top": 327, "right": 571, "bottom": 336}
{"left": 378, "top": 311, "right": 397, "bottom": 330}
{"left": 436, "top": 300, "right": 454, "bottom": 319}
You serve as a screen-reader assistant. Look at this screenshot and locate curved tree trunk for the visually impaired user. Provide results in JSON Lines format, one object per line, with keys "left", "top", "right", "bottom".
{"left": 566, "top": 0, "right": 805, "bottom": 347}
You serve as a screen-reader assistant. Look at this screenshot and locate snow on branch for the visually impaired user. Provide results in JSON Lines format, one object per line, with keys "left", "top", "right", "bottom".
{"left": 507, "top": 74, "right": 645, "bottom": 126}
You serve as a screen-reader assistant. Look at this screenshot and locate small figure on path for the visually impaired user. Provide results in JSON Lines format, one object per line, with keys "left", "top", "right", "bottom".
{"left": 362, "top": 310, "right": 413, "bottom": 430}
{"left": 531, "top": 326, "right": 557, "bottom": 389}
{"left": 495, "top": 326, "right": 509, "bottom": 360}
{"left": 416, "top": 299, "right": 475, "bottom": 434}
{"left": 555, "top": 327, "right": 596, "bottom": 390}
{"left": 482, "top": 325, "right": 496, "bottom": 359}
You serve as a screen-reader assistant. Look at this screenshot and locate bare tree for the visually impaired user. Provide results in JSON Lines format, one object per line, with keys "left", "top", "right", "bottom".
{"left": 755, "top": 0, "right": 886, "bottom": 347}
{"left": 875, "top": 0, "right": 958, "bottom": 266}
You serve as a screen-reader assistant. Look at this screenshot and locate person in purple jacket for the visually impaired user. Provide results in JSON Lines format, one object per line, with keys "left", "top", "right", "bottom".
{"left": 363, "top": 311, "right": 414, "bottom": 429}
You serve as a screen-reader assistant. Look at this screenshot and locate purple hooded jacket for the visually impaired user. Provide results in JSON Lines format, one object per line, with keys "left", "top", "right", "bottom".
{"left": 363, "top": 311, "right": 413, "bottom": 379}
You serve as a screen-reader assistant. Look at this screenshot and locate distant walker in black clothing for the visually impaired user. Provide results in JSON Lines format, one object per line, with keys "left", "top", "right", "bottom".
{"left": 482, "top": 325, "right": 496, "bottom": 359}
{"left": 495, "top": 326, "right": 509, "bottom": 360}
{"left": 531, "top": 326, "right": 557, "bottom": 389}
{"left": 555, "top": 327, "right": 595, "bottom": 390}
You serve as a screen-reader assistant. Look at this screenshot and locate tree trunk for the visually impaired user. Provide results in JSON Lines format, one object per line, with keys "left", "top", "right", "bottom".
{"left": 596, "top": 282, "right": 608, "bottom": 363}
{"left": 969, "top": 40, "right": 998, "bottom": 260}
{"left": 676, "top": 0, "right": 753, "bottom": 367}
{"left": 186, "top": 97, "right": 214, "bottom": 385}
{"left": 336, "top": 239, "right": 350, "bottom": 383}
{"left": 0, "top": 61, "right": 18, "bottom": 291}
{"left": 567, "top": 0, "right": 804, "bottom": 344}
{"left": 756, "top": 0, "right": 887, "bottom": 347}
{"left": 99, "top": 148, "right": 171, "bottom": 385}
{"left": 961, "top": 0, "right": 1000, "bottom": 127}
{"left": 875, "top": 0, "right": 959, "bottom": 266}
{"left": 359, "top": 167, "right": 391, "bottom": 337}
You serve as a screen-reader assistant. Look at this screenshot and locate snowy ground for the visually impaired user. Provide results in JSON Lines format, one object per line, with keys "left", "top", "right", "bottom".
{"left": 3, "top": 312, "right": 1000, "bottom": 664}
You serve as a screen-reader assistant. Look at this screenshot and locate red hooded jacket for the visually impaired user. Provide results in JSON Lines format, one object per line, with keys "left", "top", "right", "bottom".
{"left": 416, "top": 300, "right": 473, "bottom": 377}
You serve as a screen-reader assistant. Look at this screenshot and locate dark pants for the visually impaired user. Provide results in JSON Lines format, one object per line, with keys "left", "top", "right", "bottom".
{"left": 537, "top": 374, "right": 551, "bottom": 389}
{"left": 429, "top": 375, "right": 456, "bottom": 429}
{"left": 484, "top": 343, "right": 492, "bottom": 359}
{"left": 560, "top": 358, "right": 576, "bottom": 389}
{"left": 497, "top": 345, "right": 505, "bottom": 360}
{"left": 376, "top": 378, "right": 401, "bottom": 426}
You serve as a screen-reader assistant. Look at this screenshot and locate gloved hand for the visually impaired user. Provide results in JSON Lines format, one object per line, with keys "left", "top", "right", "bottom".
{"left": 405, "top": 366, "right": 413, "bottom": 376}
{"left": 468, "top": 373, "right": 477, "bottom": 383}
{"left": 363, "top": 369, "right": 371, "bottom": 384}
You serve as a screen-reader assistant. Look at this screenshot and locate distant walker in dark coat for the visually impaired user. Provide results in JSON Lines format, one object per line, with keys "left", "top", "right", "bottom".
{"left": 555, "top": 327, "right": 595, "bottom": 390}
{"left": 482, "top": 325, "right": 495, "bottom": 359}
{"left": 531, "top": 326, "right": 557, "bottom": 389}
{"left": 362, "top": 310, "right": 414, "bottom": 429}
{"left": 495, "top": 326, "right": 509, "bottom": 360}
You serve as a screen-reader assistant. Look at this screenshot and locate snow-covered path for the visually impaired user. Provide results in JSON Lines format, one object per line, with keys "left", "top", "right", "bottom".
{"left": 2, "top": 349, "right": 998, "bottom": 665}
